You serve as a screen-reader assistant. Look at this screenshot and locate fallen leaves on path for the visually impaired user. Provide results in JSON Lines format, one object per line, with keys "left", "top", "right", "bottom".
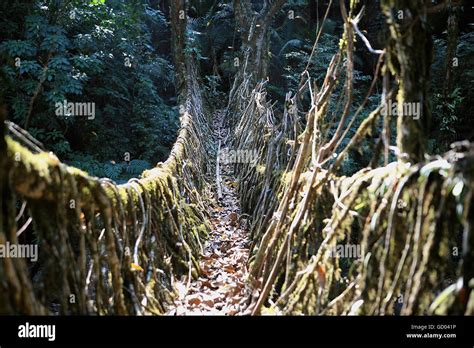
{"left": 167, "top": 113, "right": 252, "bottom": 316}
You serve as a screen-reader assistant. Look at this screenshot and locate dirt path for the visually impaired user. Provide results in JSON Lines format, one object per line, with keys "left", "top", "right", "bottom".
{"left": 168, "top": 111, "right": 252, "bottom": 315}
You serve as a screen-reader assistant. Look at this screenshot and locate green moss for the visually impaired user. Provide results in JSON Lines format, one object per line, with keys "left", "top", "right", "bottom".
{"left": 2, "top": 65, "right": 214, "bottom": 314}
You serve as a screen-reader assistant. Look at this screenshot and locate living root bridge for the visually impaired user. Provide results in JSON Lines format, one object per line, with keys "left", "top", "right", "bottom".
{"left": 0, "top": 63, "right": 212, "bottom": 315}
{"left": 224, "top": 0, "right": 474, "bottom": 315}
{"left": 230, "top": 75, "right": 474, "bottom": 316}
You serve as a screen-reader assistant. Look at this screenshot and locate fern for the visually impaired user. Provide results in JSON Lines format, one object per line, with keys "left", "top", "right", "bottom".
{"left": 104, "top": 163, "right": 124, "bottom": 180}
{"left": 125, "top": 160, "right": 151, "bottom": 175}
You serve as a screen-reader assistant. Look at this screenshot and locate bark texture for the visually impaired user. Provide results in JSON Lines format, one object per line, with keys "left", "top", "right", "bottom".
{"left": 382, "top": 0, "right": 432, "bottom": 162}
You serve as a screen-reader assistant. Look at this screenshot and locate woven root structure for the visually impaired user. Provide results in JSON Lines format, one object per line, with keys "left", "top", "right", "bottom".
{"left": 0, "top": 63, "right": 212, "bottom": 315}
{"left": 277, "top": 149, "right": 474, "bottom": 316}
{"left": 230, "top": 77, "right": 474, "bottom": 316}
{"left": 226, "top": 0, "right": 473, "bottom": 316}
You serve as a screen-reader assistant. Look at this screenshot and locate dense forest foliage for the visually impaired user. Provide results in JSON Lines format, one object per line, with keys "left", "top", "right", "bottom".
{"left": 1, "top": 0, "right": 180, "bottom": 182}
{"left": 1, "top": 0, "right": 472, "bottom": 181}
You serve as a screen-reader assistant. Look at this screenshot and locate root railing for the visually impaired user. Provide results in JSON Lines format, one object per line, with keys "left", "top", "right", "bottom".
{"left": 227, "top": 2, "right": 474, "bottom": 316}
{"left": 230, "top": 68, "right": 474, "bottom": 316}
{"left": 0, "top": 61, "right": 211, "bottom": 315}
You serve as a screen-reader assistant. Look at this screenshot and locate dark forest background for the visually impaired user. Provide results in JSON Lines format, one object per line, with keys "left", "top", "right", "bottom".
{"left": 1, "top": 0, "right": 472, "bottom": 182}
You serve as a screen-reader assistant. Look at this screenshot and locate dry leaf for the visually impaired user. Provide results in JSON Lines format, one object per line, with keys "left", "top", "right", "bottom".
{"left": 188, "top": 295, "right": 202, "bottom": 306}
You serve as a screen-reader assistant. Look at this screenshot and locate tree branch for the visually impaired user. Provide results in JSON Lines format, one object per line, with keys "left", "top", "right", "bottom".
{"left": 263, "top": 0, "right": 286, "bottom": 24}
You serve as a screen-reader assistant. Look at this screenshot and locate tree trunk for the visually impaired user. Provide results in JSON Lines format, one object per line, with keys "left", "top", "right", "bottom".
{"left": 170, "top": 0, "right": 187, "bottom": 92}
{"left": 382, "top": 0, "right": 432, "bottom": 163}
{"left": 233, "top": 0, "right": 285, "bottom": 82}
{"left": 443, "top": 0, "right": 460, "bottom": 97}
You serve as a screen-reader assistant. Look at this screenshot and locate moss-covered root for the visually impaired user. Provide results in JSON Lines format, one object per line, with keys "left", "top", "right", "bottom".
{"left": 0, "top": 64, "right": 211, "bottom": 315}
{"left": 277, "top": 145, "right": 474, "bottom": 316}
